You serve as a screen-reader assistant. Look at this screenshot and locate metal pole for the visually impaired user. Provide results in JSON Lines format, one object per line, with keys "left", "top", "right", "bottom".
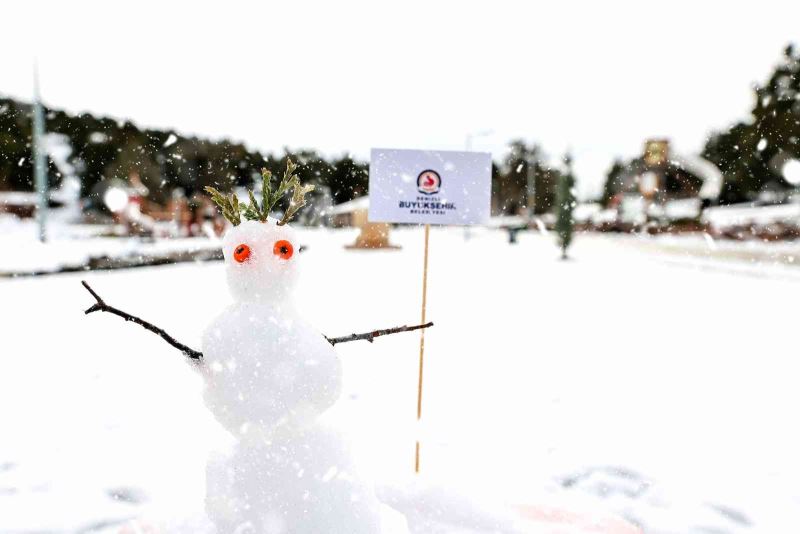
{"left": 526, "top": 152, "right": 536, "bottom": 219}
{"left": 33, "top": 62, "right": 48, "bottom": 242}
{"left": 463, "top": 130, "right": 492, "bottom": 240}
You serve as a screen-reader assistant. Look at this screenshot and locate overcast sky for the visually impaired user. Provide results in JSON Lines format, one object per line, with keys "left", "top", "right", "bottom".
{"left": 3, "top": 1, "right": 799, "bottom": 198}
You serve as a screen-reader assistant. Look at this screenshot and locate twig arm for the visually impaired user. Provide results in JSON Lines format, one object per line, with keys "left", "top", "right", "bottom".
{"left": 81, "top": 281, "right": 203, "bottom": 360}
{"left": 325, "top": 322, "right": 433, "bottom": 346}
{"left": 82, "top": 281, "right": 432, "bottom": 354}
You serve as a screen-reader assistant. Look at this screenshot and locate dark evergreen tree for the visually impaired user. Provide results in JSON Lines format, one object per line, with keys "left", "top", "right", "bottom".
{"left": 555, "top": 154, "right": 576, "bottom": 259}
{"left": 703, "top": 44, "right": 800, "bottom": 204}
{"left": 327, "top": 155, "right": 368, "bottom": 204}
{"left": 493, "top": 139, "right": 557, "bottom": 215}
{"left": 602, "top": 158, "right": 625, "bottom": 206}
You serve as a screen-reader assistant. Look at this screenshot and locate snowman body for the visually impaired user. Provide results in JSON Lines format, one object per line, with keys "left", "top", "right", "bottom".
{"left": 202, "top": 301, "right": 341, "bottom": 434}
{"left": 200, "top": 219, "right": 382, "bottom": 533}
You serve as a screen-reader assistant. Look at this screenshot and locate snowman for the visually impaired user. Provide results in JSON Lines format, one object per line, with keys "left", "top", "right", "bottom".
{"left": 199, "top": 213, "right": 384, "bottom": 532}
{"left": 82, "top": 160, "right": 429, "bottom": 533}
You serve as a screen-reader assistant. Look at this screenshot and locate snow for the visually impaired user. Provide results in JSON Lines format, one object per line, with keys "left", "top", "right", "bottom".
{"left": 572, "top": 203, "right": 601, "bottom": 223}
{"left": 782, "top": 158, "right": 800, "bottom": 185}
{"left": 614, "top": 196, "right": 703, "bottom": 224}
{"left": 44, "top": 132, "right": 76, "bottom": 178}
{"left": 103, "top": 187, "right": 129, "bottom": 213}
{"left": 702, "top": 202, "right": 800, "bottom": 227}
{"left": 0, "top": 191, "right": 39, "bottom": 205}
{"left": 89, "top": 132, "right": 108, "bottom": 144}
{"left": 163, "top": 134, "right": 178, "bottom": 148}
{"left": 328, "top": 196, "right": 370, "bottom": 215}
{"left": 0, "top": 218, "right": 220, "bottom": 275}
{"left": 486, "top": 215, "right": 527, "bottom": 228}
{"left": 2, "top": 227, "right": 800, "bottom": 532}
{"left": 663, "top": 198, "right": 701, "bottom": 220}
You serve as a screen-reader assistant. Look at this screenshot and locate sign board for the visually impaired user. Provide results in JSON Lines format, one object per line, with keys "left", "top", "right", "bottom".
{"left": 644, "top": 139, "right": 669, "bottom": 167}
{"left": 368, "top": 148, "right": 492, "bottom": 225}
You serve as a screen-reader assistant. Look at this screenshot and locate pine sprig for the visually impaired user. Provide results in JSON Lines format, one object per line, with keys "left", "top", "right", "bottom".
{"left": 204, "top": 158, "right": 315, "bottom": 226}
{"left": 278, "top": 181, "right": 316, "bottom": 226}
{"left": 264, "top": 159, "right": 299, "bottom": 215}
{"left": 204, "top": 186, "right": 241, "bottom": 226}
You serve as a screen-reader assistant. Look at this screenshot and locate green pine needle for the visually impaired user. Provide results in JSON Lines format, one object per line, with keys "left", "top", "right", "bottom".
{"left": 204, "top": 186, "right": 241, "bottom": 226}
{"left": 278, "top": 182, "right": 316, "bottom": 226}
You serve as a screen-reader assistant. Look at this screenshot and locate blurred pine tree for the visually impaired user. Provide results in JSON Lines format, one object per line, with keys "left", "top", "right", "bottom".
{"left": 555, "top": 154, "right": 576, "bottom": 259}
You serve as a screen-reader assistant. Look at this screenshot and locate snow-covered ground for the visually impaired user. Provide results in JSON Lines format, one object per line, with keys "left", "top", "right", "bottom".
{"left": 2, "top": 227, "right": 800, "bottom": 533}
{"left": 0, "top": 217, "right": 219, "bottom": 275}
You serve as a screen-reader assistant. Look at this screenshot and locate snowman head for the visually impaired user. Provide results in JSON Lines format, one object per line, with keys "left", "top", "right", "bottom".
{"left": 221, "top": 219, "right": 300, "bottom": 303}
{"left": 205, "top": 159, "right": 315, "bottom": 304}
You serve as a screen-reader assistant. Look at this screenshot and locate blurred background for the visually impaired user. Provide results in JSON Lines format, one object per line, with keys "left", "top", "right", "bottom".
{"left": 2, "top": 2, "right": 800, "bottom": 254}
{"left": 2, "top": 1, "right": 800, "bottom": 533}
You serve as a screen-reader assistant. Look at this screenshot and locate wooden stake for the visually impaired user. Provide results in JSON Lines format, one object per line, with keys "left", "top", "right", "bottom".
{"left": 415, "top": 224, "right": 430, "bottom": 473}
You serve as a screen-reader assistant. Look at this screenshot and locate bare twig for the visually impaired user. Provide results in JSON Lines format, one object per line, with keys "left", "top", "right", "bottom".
{"left": 81, "top": 281, "right": 203, "bottom": 360}
{"left": 325, "top": 322, "right": 434, "bottom": 346}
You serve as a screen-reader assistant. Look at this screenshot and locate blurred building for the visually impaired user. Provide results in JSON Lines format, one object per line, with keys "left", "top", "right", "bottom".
{"left": 327, "top": 196, "right": 396, "bottom": 249}
{"left": 604, "top": 139, "right": 723, "bottom": 226}
{"left": 328, "top": 196, "right": 370, "bottom": 228}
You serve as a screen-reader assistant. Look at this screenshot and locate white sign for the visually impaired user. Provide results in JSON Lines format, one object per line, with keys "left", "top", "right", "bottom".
{"left": 368, "top": 148, "right": 492, "bottom": 225}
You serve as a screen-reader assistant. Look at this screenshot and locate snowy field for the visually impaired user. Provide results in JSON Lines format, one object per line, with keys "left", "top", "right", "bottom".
{"left": 2, "top": 227, "right": 800, "bottom": 533}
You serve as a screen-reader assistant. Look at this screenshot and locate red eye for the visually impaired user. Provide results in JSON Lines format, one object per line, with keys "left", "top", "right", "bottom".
{"left": 233, "top": 244, "right": 251, "bottom": 263}
{"left": 273, "top": 240, "right": 293, "bottom": 260}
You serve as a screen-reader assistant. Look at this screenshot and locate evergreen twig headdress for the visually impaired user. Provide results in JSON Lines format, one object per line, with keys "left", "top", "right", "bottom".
{"left": 205, "top": 158, "right": 315, "bottom": 226}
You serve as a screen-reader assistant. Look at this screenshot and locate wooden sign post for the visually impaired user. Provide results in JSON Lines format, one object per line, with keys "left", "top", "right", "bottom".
{"left": 415, "top": 223, "right": 430, "bottom": 472}
{"left": 368, "top": 148, "right": 492, "bottom": 473}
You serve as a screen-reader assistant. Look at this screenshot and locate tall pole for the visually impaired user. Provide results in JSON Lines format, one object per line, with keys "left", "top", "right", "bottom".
{"left": 526, "top": 151, "right": 536, "bottom": 219}
{"left": 33, "top": 62, "right": 48, "bottom": 242}
{"left": 463, "top": 130, "right": 493, "bottom": 240}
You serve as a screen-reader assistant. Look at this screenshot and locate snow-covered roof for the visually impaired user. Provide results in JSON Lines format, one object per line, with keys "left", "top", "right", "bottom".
{"left": 664, "top": 198, "right": 702, "bottom": 219}
{"left": 669, "top": 154, "right": 723, "bottom": 200}
{"left": 616, "top": 150, "right": 725, "bottom": 201}
{"left": 573, "top": 203, "right": 601, "bottom": 222}
{"left": 0, "top": 191, "right": 39, "bottom": 206}
{"left": 486, "top": 215, "right": 527, "bottom": 228}
{"left": 1, "top": 182, "right": 81, "bottom": 208}
{"left": 328, "top": 196, "right": 369, "bottom": 215}
{"left": 702, "top": 202, "right": 800, "bottom": 226}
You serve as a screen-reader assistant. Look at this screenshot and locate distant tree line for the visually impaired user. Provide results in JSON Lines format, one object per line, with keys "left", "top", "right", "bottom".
{"left": 0, "top": 98, "right": 369, "bottom": 214}
{"left": 6, "top": 45, "right": 798, "bottom": 218}
{"left": 0, "top": 96, "right": 565, "bottom": 217}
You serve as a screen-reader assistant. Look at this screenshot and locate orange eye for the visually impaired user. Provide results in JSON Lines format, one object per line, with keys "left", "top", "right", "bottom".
{"left": 233, "top": 244, "right": 251, "bottom": 263}
{"left": 273, "top": 240, "right": 294, "bottom": 260}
